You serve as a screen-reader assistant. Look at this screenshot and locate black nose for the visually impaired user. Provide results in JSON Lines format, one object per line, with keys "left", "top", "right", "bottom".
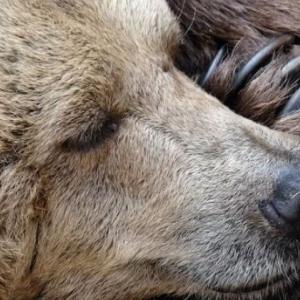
{"left": 259, "top": 167, "right": 300, "bottom": 239}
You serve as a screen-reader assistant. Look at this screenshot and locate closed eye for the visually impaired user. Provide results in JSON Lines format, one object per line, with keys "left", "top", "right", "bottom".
{"left": 61, "top": 114, "right": 121, "bottom": 152}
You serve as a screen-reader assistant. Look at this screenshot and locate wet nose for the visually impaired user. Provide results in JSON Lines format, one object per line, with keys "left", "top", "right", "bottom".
{"left": 259, "top": 167, "right": 300, "bottom": 239}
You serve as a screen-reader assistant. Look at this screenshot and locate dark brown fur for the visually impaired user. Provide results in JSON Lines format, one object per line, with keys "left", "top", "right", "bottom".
{"left": 168, "top": 0, "right": 300, "bottom": 133}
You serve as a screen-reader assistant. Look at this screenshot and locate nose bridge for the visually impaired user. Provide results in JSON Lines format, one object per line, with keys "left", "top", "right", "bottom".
{"left": 179, "top": 92, "right": 300, "bottom": 154}
{"left": 139, "top": 68, "right": 300, "bottom": 161}
{"left": 244, "top": 118, "right": 300, "bottom": 163}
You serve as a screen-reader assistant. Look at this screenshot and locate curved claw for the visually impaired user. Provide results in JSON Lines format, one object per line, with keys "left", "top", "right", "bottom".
{"left": 200, "top": 46, "right": 226, "bottom": 87}
{"left": 228, "top": 35, "right": 295, "bottom": 105}
{"left": 282, "top": 56, "right": 300, "bottom": 80}
{"left": 280, "top": 87, "right": 300, "bottom": 117}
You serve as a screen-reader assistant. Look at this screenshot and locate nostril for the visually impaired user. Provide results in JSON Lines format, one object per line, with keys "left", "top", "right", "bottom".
{"left": 259, "top": 167, "right": 300, "bottom": 238}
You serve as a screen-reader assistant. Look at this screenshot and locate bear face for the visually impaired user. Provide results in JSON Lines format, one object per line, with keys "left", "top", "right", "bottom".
{"left": 0, "top": 1, "right": 300, "bottom": 299}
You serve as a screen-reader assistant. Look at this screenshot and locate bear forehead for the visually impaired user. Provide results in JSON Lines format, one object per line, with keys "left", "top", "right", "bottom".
{"left": 100, "top": 0, "right": 181, "bottom": 43}
{"left": 52, "top": 0, "right": 181, "bottom": 54}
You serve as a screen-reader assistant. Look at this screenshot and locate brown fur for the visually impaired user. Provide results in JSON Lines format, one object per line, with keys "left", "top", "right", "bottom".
{"left": 168, "top": 0, "right": 300, "bottom": 132}
{"left": 166, "top": 1, "right": 300, "bottom": 299}
{"left": 1, "top": 1, "right": 300, "bottom": 300}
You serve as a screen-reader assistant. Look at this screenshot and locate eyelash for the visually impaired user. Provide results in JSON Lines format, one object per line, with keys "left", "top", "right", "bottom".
{"left": 61, "top": 116, "right": 120, "bottom": 152}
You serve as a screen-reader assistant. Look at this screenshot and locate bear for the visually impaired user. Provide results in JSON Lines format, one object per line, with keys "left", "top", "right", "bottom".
{"left": 0, "top": 1, "right": 300, "bottom": 299}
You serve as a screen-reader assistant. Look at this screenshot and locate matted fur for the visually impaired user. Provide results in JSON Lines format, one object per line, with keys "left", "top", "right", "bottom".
{"left": 1, "top": 1, "right": 300, "bottom": 300}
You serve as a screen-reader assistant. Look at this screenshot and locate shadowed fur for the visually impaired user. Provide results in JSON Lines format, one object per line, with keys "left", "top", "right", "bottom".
{"left": 168, "top": 0, "right": 300, "bottom": 133}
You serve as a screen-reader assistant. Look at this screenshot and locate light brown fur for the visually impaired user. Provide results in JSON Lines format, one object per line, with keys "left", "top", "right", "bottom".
{"left": 1, "top": 1, "right": 300, "bottom": 300}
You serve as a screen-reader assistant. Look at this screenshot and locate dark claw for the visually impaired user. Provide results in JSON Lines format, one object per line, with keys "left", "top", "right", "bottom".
{"left": 200, "top": 34, "right": 300, "bottom": 118}
{"left": 280, "top": 87, "right": 300, "bottom": 117}
{"left": 200, "top": 46, "right": 226, "bottom": 88}
{"left": 282, "top": 56, "right": 300, "bottom": 80}
{"left": 227, "top": 34, "right": 295, "bottom": 107}
{"left": 280, "top": 52, "right": 300, "bottom": 117}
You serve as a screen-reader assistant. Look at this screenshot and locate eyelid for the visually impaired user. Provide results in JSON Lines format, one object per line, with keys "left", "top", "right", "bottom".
{"left": 61, "top": 115, "right": 121, "bottom": 152}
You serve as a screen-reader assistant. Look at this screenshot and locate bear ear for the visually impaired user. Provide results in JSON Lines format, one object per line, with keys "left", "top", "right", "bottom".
{"left": 0, "top": 164, "right": 44, "bottom": 299}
